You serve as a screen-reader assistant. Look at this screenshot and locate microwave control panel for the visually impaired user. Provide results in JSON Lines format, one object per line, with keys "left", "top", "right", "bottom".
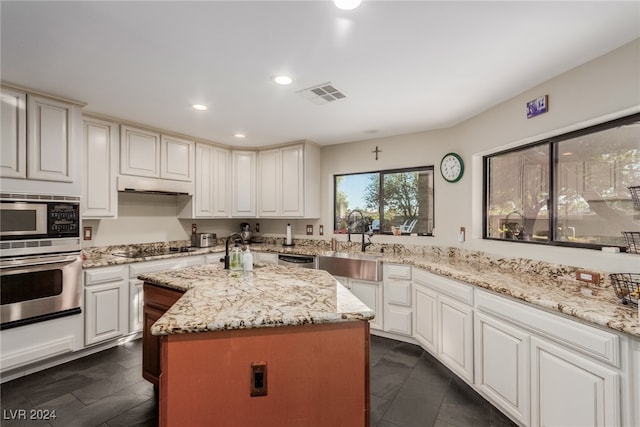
{"left": 47, "top": 203, "right": 80, "bottom": 236}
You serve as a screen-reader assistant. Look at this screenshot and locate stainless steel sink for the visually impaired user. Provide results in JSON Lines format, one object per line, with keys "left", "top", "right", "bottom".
{"left": 317, "top": 252, "right": 382, "bottom": 282}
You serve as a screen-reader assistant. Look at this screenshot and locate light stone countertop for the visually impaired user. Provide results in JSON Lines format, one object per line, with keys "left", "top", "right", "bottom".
{"left": 139, "top": 263, "right": 375, "bottom": 336}
{"left": 83, "top": 240, "right": 640, "bottom": 338}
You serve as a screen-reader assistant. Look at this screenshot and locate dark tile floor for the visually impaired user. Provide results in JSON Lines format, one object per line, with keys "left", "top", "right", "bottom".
{"left": 1, "top": 336, "right": 517, "bottom": 427}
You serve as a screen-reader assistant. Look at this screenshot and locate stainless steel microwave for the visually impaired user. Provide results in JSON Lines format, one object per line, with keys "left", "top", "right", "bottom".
{"left": 0, "top": 195, "right": 80, "bottom": 241}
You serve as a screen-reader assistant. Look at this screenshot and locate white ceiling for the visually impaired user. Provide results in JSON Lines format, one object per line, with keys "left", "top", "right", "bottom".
{"left": 1, "top": 1, "right": 638, "bottom": 148}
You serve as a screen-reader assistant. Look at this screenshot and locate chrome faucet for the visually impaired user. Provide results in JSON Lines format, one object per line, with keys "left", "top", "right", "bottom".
{"left": 346, "top": 209, "right": 373, "bottom": 252}
{"left": 223, "top": 233, "right": 244, "bottom": 269}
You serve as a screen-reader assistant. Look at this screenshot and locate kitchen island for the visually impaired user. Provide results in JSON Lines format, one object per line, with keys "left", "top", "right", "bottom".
{"left": 139, "top": 263, "right": 374, "bottom": 427}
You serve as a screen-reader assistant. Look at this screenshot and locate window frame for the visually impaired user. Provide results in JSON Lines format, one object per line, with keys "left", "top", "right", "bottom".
{"left": 483, "top": 112, "right": 640, "bottom": 250}
{"left": 333, "top": 166, "right": 435, "bottom": 236}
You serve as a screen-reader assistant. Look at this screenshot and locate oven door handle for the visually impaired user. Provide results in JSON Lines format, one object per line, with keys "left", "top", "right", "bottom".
{"left": 0, "top": 254, "right": 81, "bottom": 271}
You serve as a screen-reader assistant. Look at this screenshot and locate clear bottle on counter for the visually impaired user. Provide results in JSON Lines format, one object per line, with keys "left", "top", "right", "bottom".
{"left": 230, "top": 244, "right": 243, "bottom": 270}
{"left": 243, "top": 247, "right": 253, "bottom": 272}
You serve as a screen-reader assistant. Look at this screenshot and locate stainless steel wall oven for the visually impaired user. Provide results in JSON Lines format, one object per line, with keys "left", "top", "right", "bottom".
{"left": 1, "top": 194, "right": 82, "bottom": 330}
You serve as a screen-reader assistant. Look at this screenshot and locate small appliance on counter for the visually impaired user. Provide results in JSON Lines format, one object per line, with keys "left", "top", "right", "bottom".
{"left": 192, "top": 233, "right": 216, "bottom": 248}
{"left": 240, "top": 223, "right": 252, "bottom": 244}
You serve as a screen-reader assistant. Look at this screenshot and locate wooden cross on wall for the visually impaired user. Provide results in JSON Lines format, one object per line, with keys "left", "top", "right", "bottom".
{"left": 372, "top": 146, "right": 382, "bottom": 160}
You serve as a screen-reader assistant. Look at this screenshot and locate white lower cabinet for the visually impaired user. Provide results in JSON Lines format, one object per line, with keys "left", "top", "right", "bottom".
{"left": 84, "top": 255, "right": 205, "bottom": 347}
{"left": 129, "top": 279, "right": 144, "bottom": 333}
{"left": 334, "top": 276, "right": 383, "bottom": 331}
{"left": 531, "top": 336, "right": 619, "bottom": 427}
{"left": 474, "top": 311, "right": 530, "bottom": 425}
{"left": 413, "top": 283, "right": 438, "bottom": 353}
{"left": 413, "top": 268, "right": 474, "bottom": 382}
{"left": 383, "top": 264, "right": 412, "bottom": 336}
{"left": 438, "top": 294, "right": 474, "bottom": 382}
{"left": 128, "top": 255, "right": 204, "bottom": 335}
{"left": 473, "top": 288, "right": 623, "bottom": 427}
{"left": 350, "top": 279, "right": 383, "bottom": 331}
{"left": 84, "top": 265, "right": 129, "bottom": 346}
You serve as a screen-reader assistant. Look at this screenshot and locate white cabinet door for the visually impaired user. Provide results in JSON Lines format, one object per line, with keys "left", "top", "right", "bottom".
{"left": 193, "top": 143, "right": 214, "bottom": 217}
{"left": 257, "top": 144, "right": 306, "bottom": 217}
{"left": 129, "top": 279, "right": 144, "bottom": 333}
{"left": 84, "top": 279, "right": 128, "bottom": 346}
{"left": 27, "top": 94, "right": 75, "bottom": 182}
{"left": 257, "top": 148, "right": 280, "bottom": 216}
{"left": 281, "top": 144, "right": 304, "bottom": 216}
{"left": 211, "top": 146, "right": 230, "bottom": 217}
{"left": 83, "top": 117, "right": 118, "bottom": 218}
{"left": 160, "top": 135, "right": 193, "bottom": 181}
{"left": 438, "top": 294, "right": 474, "bottom": 382}
{"left": 350, "top": 279, "right": 383, "bottom": 331}
{"left": 0, "top": 87, "right": 26, "bottom": 178}
{"left": 475, "top": 312, "right": 530, "bottom": 426}
{"left": 413, "top": 283, "right": 438, "bottom": 353}
{"left": 120, "top": 125, "right": 161, "bottom": 178}
{"left": 531, "top": 336, "right": 620, "bottom": 427}
{"left": 231, "top": 150, "right": 256, "bottom": 217}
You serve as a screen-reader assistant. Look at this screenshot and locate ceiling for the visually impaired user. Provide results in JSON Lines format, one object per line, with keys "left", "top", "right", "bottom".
{"left": 1, "top": 1, "right": 638, "bottom": 148}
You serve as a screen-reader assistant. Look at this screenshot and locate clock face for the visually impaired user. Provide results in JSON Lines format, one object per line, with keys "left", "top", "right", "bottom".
{"left": 440, "top": 153, "right": 464, "bottom": 183}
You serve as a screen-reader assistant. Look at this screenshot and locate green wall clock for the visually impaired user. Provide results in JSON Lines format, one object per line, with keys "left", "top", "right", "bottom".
{"left": 440, "top": 152, "right": 464, "bottom": 183}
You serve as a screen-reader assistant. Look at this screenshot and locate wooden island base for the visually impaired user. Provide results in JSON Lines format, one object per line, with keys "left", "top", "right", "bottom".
{"left": 159, "top": 321, "right": 370, "bottom": 427}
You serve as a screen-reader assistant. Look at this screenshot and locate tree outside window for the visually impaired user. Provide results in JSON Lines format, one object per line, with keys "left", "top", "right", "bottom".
{"left": 334, "top": 167, "right": 434, "bottom": 235}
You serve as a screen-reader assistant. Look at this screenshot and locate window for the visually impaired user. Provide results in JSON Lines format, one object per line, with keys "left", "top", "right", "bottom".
{"left": 334, "top": 167, "right": 434, "bottom": 235}
{"left": 484, "top": 113, "right": 640, "bottom": 249}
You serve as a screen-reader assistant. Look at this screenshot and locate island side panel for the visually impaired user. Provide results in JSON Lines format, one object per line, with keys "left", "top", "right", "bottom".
{"left": 159, "top": 321, "right": 370, "bottom": 427}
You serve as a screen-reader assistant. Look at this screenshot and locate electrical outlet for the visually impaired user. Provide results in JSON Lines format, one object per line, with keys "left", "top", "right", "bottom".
{"left": 250, "top": 362, "right": 267, "bottom": 397}
{"left": 83, "top": 226, "right": 92, "bottom": 240}
{"left": 576, "top": 270, "right": 601, "bottom": 284}
{"left": 255, "top": 223, "right": 260, "bottom": 233}
{"left": 306, "top": 225, "right": 313, "bottom": 235}
{"left": 319, "top": 225, "right": 324, "bottom": 236}
{"left": 458, "top": 226, "right": 466, "bottom": 243}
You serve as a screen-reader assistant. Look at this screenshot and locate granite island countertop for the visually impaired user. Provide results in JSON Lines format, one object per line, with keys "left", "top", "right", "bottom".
{"left": 139, "top": 263, "right": 375, "bottom": 336}
{"left": 83, "top": 240, "right": 640, "bottom": 338}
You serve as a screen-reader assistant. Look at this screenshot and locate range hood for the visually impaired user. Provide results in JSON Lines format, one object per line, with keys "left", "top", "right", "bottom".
{"left": 117, "top": 175, "right": 193, "bottom": 196}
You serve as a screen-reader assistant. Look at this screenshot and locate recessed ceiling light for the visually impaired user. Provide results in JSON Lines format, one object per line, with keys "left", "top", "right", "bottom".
{"left": 191, "top": 104, "right": 208, "bottom": 111}
{"left": 233, "top": 133, "right": 246, "bottom": 139}
{"left": 272, "top": 75, "right": 294, "bottom": 86}
{"left": 334, "top": 0, "right": 361, "bottom": 11}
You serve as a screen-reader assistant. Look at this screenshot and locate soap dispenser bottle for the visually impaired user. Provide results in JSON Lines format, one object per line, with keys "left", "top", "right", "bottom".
{"left": 230, "top": 244, "right": 242, "bottom": 271}
{"left": 243, "top": 247, "right": 253, "bottom": 272}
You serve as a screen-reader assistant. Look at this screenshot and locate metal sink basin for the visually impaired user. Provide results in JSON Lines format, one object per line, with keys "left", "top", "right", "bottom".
{"left": 318, "top": 252, "right": 382, "bottom": 282}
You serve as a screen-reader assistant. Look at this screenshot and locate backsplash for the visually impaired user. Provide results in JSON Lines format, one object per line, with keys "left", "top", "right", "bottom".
{"left": 84, "top": 238, "right": 616, "bottom": 288}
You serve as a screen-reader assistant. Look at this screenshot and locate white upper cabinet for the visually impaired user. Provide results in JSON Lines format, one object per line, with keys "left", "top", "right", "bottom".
{"left": 231, "top": 150, "right": 256, "bottom": 217}
{"left": 160, "top": 135, "right": 193, "bottom": 182}
{"left": 257, "top": 142, "right": 320, "bottom": 218}
{"left": 83, "top": 117, "right": 118, "bottom": 218}
{"left": 1, "top": 85, "right": 83, "bottom": 195}
{"left": 1, "top": 87, "right": 26, "bottom": 179}
{"left": 120, "top": 125, "right": 193, "bottom": 182}
{"left": 27, "top": 94, "right": 76, "bottom": 183}
{"left": 120, "top": 125, "right": 161, "bottom": 178}
{"left": 257, "top": 148, "right": 281, "bottom": 216}
{"left": 179, "top": 143, "right": 229, "bottom": 218}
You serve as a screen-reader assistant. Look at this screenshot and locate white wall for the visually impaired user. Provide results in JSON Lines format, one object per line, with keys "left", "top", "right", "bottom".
{"left": 321, "top": 38, "right": 640, "bottom": 272}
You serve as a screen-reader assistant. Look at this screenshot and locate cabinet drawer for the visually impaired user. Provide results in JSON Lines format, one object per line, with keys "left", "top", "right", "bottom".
{"left": 385, "top": 279, "right": 412, "bottom": 306}
{"left": 85, "top": 265, "right": 128, "bottom": 286}
{"left": 475, "top": 289, "right": 620, "bottom": 367}
{"left": 384, "top": 264, "right": 411, "bottom": 280}
{"left": 413, "top": 268, "right": 473, "bottom": 305}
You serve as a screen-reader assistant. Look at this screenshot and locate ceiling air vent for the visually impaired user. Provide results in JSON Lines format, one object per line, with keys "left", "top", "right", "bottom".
{"left": 297, "top": 82, "right": 347, "bottom": 105}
